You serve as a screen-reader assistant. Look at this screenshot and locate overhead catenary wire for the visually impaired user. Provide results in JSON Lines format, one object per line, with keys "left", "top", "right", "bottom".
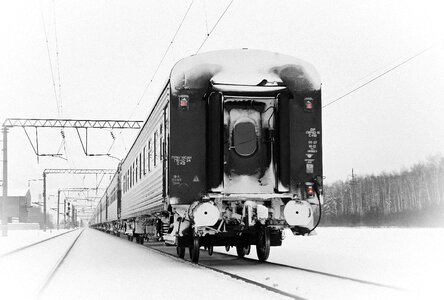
{"left": 39, "top": 0, "right": 61, "bottom": 117}
{"left": 106, "top": 0, "right": 194, "bottom": 156}
{"left": 130, "top": 0, "right": 194, "bottom": 118}
{"left": 323, "top": 44, "right": 435, "bottom": 109}
{"left": 195, "top": 0, "right": 235, "bottom": 54}
{"left": 52, "top": 0, "right": 63, "bottom": 117}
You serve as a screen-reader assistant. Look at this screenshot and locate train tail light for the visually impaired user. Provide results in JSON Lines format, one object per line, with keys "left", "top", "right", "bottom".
{"left": 306, "top": 184, "right": 315, "bottom": 198}
{"left": 304, "top": 97, "right": 314, "bottom": 112}
{"left": 178, "top": 95, "right": 189, "bottom": 110}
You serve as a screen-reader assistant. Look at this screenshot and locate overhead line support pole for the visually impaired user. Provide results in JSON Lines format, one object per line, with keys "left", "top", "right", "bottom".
{"left": 2, "top": 126, "right": 8, "bottom": 237}
{"left": 57, "top": 189, "right": 60, "bottom": 230}
{"left": 43, "top": 172, "right": 47, "bottom": 232}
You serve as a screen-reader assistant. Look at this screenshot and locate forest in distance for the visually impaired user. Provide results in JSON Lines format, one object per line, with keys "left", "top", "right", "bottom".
{"left": 322, "top": 154, "right": 444, "bottom": 227}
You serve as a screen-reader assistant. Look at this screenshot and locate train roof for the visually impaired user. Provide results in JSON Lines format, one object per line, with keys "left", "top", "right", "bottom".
{"left": 170, "top": 49, "right": 321, "bottom": 94}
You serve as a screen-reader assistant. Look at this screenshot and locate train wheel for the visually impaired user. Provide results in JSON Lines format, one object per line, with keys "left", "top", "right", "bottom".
{"left": 208, "top": 246, "right": 213, "bottom": 256}
{"left": 189, "top": 236, "right": 200, "bottom": 263}
{"left": 236, "top": 245, "right": 251, "bottom": 258}
{"left": 236, "top": 245, "right": 246, "bottom": 258}
{"left": 256, "top": 227, "right": 270, "bottom": 262}
{"left": 177, "top": 246, "right": 185, "bottom": 258}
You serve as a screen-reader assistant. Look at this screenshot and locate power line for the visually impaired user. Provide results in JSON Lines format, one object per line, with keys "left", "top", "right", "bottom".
{"left": 323, "top": 45, "right": 435, "bottom": 109}
{"left": 130, "top": 0, "right": 194, "bottom": 118}
{"left": 107, "top": 0, "right": 194, "bottom": 157}
{"left": 52, "top": 0, "right": 63, "bottom": 117}
{"left": 39, "top": 0, "right": 61, "bottom": 117}
{"left": 196, "top": 0, "right": 235, "bottom": 54}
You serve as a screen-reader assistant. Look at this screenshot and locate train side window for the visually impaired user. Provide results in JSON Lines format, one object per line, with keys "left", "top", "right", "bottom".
{"left": 148, "top": 139, "right": 152, "bottom": 172}
{"left": 154, "top": 131, "right": 158, "bottom": 167}
{"left": 129, "top": 166, "right": 132, "bottom": 188}
{"left": 159, "top": 124, "right": 163, "bottom": 161}
{"left": 135, "top": 158, "right": 138, "bottom": 184}
{"left": 143, "top": 146, "right": 146, "bottom": 176}
{"left": 132, "top": 162, "right": 135, "bottom": 187}
{"left": 139, "top": 152, "right": 142, "bottom": 180}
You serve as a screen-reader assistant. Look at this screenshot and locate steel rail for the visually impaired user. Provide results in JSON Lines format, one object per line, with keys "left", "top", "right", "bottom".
{"left": 37, "top": 229, "right": 85, "bottom": 296}
{"left": 214, "top": 251, "right": 405, "bottom": 291}
{"left": 142, "top": 243, "right": 305, "bottom": 300}
{"left": 103, "top": 231, "right": 406, "bottom": 298}
{"left": 0, "top": 229, "right": 78, "bottom": 258}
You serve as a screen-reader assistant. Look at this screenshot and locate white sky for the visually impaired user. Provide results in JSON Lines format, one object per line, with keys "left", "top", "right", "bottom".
{"left": 1, "top": 0, "right": 444, "bottom": 209}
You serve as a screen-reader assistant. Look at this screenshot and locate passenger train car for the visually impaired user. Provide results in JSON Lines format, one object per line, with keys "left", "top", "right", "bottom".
{"left": 90, "top": 49, "right": 323, "bottom": 263}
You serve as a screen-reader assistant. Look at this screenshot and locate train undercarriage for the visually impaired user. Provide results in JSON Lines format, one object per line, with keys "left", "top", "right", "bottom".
{"left": 92, "top": 192, "right": 321, "bottom": 264}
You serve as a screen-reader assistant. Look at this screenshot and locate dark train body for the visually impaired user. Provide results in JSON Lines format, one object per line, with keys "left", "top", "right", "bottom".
{"left": 90, "top": 49, "right": 323, "bottom": 262}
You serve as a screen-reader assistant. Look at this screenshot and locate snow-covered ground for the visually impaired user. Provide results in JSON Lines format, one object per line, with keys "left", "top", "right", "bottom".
{"left": 217, "top": 227, "right": 444, "bottom": 299}
{"left": 41, "top": 228, "right": 289, "bottom": 300}
{"left": 1, "top": 227, "right": 443, "bottom": 300}
{"left": 0, "top": 229, "right": 83, "bottom": 299}
{"left": 0, "top": 229, "right": 71, "bottom": 256}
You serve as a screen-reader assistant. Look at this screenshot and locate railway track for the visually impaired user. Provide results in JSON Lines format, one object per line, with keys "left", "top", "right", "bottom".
{"left": 95, "top": 231, "right": 410, "bottom": 299}
{"left": 0, "top": 229, "right": 84, "bottom": 299}
{"left": 140, "top": 240, "right": 407, "bottom": 300}
{"left": 0, "top": 228, "right": 78, "bottom": 258}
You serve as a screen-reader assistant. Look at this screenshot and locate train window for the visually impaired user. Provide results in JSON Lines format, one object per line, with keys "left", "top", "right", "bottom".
{"left": 135, "top": 158, "right": 138, "bottom": 184}
{"left": 154, "top": 131, "right": 158, "bottom": 167}
{"left": 159, "top": 125, "right": 163, "bottom": 161}
{"left": 232, "top": 120, "right": 258, "bottom": 157}
{"left": 143, "top": 146, "right": 146, "bottom": 176}
{"left": 132, "top": 165, "right": 134, "bottom": 188}
{"left": 148, "top": 139, "right": 152, "bottom": 172}
{"left": 139, "top": 152, "right": 142, "bottom": 180}
{"left": 160, "top": 136, "right": 163, "bottom": 161}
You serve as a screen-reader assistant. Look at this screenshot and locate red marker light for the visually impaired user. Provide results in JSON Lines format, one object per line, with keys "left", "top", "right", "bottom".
{"left": 307, "top": 185, "right": 315, "bottom": 197}
{"left": 178, "top": 95, "right": 189, "bottom": 110}
{"left": 304, "top": 97, "right": 314, "bottom": 112}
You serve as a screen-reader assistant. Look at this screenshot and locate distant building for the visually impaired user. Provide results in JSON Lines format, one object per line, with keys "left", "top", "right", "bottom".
{"left": 1, "top": 189, "right": 44, "bottom": 229}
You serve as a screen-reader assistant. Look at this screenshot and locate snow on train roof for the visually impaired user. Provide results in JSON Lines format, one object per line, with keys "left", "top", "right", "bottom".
{"left": 170, "top": 49, "right": 320, "bottom": 93}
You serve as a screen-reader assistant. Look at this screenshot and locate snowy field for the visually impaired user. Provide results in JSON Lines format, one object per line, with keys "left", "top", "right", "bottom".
{"left": 1, "top": 227, "right": 443, "bottom": 299}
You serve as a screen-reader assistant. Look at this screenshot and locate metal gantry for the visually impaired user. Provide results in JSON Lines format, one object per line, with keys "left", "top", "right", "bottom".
{"left": 3, "top": 118, "right": 143, "bottom": 129}
{"left": 1, "top": 117, "right": 142, "bottom": 236}
{"left": 57, "top": 187, "right": 103, "bottom": 230}
{"left": 43, "top": 169, "right": 115, "bottom": 231}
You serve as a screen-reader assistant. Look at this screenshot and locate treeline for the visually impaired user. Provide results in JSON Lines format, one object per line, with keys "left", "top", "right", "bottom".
{"left": 322, "top": 155, "right": 444, "bottom": 227}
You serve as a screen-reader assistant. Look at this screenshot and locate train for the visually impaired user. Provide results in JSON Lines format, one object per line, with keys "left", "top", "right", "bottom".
{"left": 90, "top": 49, "right": 323, "bottom": 263}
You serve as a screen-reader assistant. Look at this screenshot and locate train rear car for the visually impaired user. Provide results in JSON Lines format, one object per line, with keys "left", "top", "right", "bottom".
{"left": 90, "top": 49, "right": 322, "bottom": 263}
{"left": 167, "top": 49, "right": 322, "bottom": 262}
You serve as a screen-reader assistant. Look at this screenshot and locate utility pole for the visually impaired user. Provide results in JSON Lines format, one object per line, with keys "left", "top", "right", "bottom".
{"left": 57, "top": 189, "right": 60, "bottom": 230}
{"left": 2, "top": 126, "right": 8, "bottom": 236}
{"left": 64, "top": 197, "right": 66, "bottom": 228}
{"left": 43, "top": 172, "right": 47, "bottom": 231}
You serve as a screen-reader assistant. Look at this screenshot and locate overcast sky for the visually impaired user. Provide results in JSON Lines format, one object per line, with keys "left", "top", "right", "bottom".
{"left": 1, "top": 0, "right": 443, "bottom": 209}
